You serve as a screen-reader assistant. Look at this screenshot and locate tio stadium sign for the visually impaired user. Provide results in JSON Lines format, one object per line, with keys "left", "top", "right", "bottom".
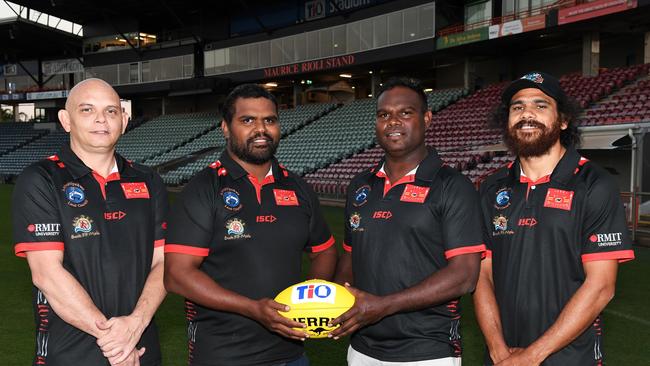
{"left": 303, "top": 0, "right": 375, "bottom": 21}
{"left": 263, "top": 55, "right": 356, "bottom": 78}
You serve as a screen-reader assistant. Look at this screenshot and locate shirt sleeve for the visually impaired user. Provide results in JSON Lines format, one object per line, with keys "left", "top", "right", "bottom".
{"left": 303, "top": 181, "right": 334, "bottom": 253}
{"left": 441, "top": 174, "right": 486, "bottom": 259}
{"left": 164, "top": 170, "right": 216, "bottom": 257}
{"left": 580, "top": 174, "right": 634, "bottom": 263}
{"left": 151, "top": 172, "right": 168, "bottom": 248}
{"left": 478, "top": 182, "right": 495, "bottom": 259}
{"left": 12, "top": 165, "right": 65, "bottom": 257}
{"left": 342, "top": 181, "right": 355, "bottom": 253}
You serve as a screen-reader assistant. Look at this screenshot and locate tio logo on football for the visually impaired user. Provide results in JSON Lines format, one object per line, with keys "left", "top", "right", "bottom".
{"left": 291, "top": 283, "right": 336, "bottom": 304}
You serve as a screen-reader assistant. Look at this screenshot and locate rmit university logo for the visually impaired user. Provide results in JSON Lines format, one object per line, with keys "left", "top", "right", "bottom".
{"left": 590, "top": 232, "right": 623, "bottom": 247}
{"left": 291, "top": 283, "right": 336, "bottom": 304}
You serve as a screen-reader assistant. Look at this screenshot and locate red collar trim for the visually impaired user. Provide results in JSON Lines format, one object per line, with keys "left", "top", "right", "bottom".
{"left": 519, "top": 174, "right": 551, "bottom": 185}
{"left": 376, "top": 169, "right": 417, "bottom": 197}
{"left": 248, "top": 172, "right": 275, "bottom": 204}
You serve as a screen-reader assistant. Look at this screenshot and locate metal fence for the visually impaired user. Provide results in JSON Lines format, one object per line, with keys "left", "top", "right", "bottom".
{"left": 622, "top": 191, "right": 650, "bottom": 242}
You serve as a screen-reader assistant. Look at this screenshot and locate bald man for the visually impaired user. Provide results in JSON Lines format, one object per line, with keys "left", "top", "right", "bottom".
{"left": 11, "top": 78, "right": 167, "bottom": 366}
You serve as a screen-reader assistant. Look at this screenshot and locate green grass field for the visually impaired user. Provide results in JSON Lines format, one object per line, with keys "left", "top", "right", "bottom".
{"left": 1, "top": 183, "right": 648, "bottom": 365}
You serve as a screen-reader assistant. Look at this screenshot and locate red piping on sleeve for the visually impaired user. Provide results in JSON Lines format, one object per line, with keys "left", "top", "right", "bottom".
{"left": 581, "top": 250, "right": 635, "bottom": 263}
{"left": 164, "top": 244, "right": 210, "bottom": 257}
{"left": 444, "top": 244, "right": 486, "bottom": 259}
{"left": 15, "top": 242, "right": 65, "bottom": 258}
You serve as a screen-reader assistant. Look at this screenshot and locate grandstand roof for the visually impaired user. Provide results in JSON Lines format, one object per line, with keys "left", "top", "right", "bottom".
{"left": 8, "top": 0, "right": 260, "bottom": 35}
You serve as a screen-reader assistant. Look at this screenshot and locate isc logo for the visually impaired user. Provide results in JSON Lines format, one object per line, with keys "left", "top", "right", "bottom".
{"left": 372, "top": 211, "right": 392, "bottom": 219}
{"left": 291, "top": 283, "right": 336, "bottom": 304}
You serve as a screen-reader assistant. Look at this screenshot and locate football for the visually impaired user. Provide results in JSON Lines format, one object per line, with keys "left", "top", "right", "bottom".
{"left": 274, "top": 279, "right": 355, "bottom": 338}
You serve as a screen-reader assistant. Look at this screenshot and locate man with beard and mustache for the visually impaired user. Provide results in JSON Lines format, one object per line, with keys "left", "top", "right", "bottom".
{"left": 474, "top": 72, "right": 635, "bottom": 366}
{"left": 164, "top": 84, "right": 337, "bottom": 366}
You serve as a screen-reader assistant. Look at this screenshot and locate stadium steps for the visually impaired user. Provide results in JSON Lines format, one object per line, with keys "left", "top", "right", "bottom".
{"left": 155, "top": 145, "right": 220, "bottom": 175}
{"left": 116, "top": 112, "right": 218, "bottom": 163}
{"left": 155, "top": 103, "right": 341, "bottom": 186}
{"left": 0, "top": 123, "right": 50, "bottom": 157}
{"left": 0, "top": 130, "right": 49, "bottom": 157}
{"left": 142, "top": 126, "right": 222, "bottom": 168}
{"left": 304, "top": 88, "right": 476, "bottom": 195}
{"left": 0, "top": 130, "right": 69, "bottom": 177}
{"left": 591, "top": 74, "right": 650, "bottom": 104}
{"left": 639, "top": 214, "right": 650, "bottom": 228}
{"left": 279, "top": 103, "right": 340, "bottom": 138}
{"left": 125, "top": 116, "right": 150, "bottom": 133}
{"left": 161, "top": 149, "right": 224, "bottom": 186}
{"left": 579, "top": 64, "right": 650, "bottom": 126}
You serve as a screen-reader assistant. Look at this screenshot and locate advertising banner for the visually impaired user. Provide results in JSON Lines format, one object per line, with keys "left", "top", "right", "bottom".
{"left": 558, "top": 0, "right": 637, "bottom": 25}
{"left": 437, "top": 27, "right": 489, "bottom": 49}
{"left": 488, "top": 14, "right": 546, "bottom": 39}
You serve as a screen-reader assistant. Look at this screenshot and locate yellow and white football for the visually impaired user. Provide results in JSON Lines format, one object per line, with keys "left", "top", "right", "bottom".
{"left": 274, "top": 279, "right": 355, "bottom": 338}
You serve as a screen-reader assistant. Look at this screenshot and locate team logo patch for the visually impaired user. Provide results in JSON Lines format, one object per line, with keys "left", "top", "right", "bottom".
{"left": 495, "top": 188, "right": 512, "bottom": 209}
{"left": 349, "top": 212, "right": 363, "bottom": 231}
{"left": 121, "top": 182, "right": 150, "bottom": 199}
{"left": 492, "top": 215, "right": 514, "bottom": 236}
{"left": 224, "top": 218, "right": 251, "bottom": 240}
{"left": 589, "top": 232, "right": 623, "bottom": 247}
{"left": 353, "top": 186, "right": 370, "bottom": 206}
{"left": 71, "top": 215, "right": 100, "bottom": 239}
{"left": 544, "top": 188, "right": 573, "bottom": 211}
{"left": 27, "top": 223, "right": 61, "bottom": 237}
{"left": 494, "top": 215, "right": 508, "bottom": 231}
{"left": 274, "top": 189, "right": 299, "bottom": 206}
{"left": 521, "top": 72, "right": 544, "bottom": 84}
{"left": 63, "top": 182, "right": 88, "bottom": 207}
{"left": 221, "top": 188, "right": 242, "bottom": 211}
{"left": 400, "top": 184, "right": 429, "bottom": 203}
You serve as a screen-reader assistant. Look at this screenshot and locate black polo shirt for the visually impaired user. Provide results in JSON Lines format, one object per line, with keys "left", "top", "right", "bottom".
{"left": 165, "top": 151, "right": 335, "bottom": 366}
{"left": 479, "top": 146, "right": 635, "bottom": 366}
{"left": 11, "top": 144, "right": 167, "bottom": 366}
{"left": 343, "top": 149, "right": 485, "bottom": 362}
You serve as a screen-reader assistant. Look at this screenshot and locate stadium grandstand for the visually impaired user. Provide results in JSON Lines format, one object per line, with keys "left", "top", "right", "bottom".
{"left": 2, "top": 0, "right": 650, "bottom": 364}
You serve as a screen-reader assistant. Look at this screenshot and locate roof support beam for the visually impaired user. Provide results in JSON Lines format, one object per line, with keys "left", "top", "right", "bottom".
{"left": 102, "top": 11, "right": 142, "bottom": 57}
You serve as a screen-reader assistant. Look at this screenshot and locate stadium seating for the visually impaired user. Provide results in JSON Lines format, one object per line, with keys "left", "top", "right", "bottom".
{"left": 301, "top": 87, "right": 491, "bottom": 194}
{"left": 304, "top": 147, "right": 497, "bottom": 195}
{"left": 144, "top": 103, "right": 338, "bottom": 171}
{"left": 425, "top": 84, "right": 504, "bottom": 149}
{"left": 161, "top": 150, "right": 223, "bottom": 185}
{"left": 153, "top": 104, "right": 343, "bottom": 185}
{"left": 274, "top": 98, "right": 377, "bottom": 176}
{"left": 0, "top": 123, "right": 48, "bottom": 156}
{"left": 116, "top": 112, "right": 218, "bottom": 163}
{"left": 278, "top": 103, "right": 338, "bottom": 136}
{"left": 276, "top": 88, "right": 467, "bottom": 177}
{"left": 0, "top": 130, "right": 69, "bottom": 176}
{"left": 427, "top": 88, "right": 468, "bottom": 112}
{"left": 581, "top": 64, "right": 650, "bottom": 125}
{"left": 143, "top": 128, "right": 224, "bottom": 167}
{"left": 559, "top": 66, "right": 644, "bottom": 109}
{"left": 305, "top": 64, "right": 650, "bottom": 195}
{"left": 3, "top": 65, "right": 649, "bottom": 189}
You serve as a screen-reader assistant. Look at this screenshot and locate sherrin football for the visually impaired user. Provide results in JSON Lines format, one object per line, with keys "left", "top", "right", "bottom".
{"left": 274, "top": 279, "right": 355, "bottom": 338}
